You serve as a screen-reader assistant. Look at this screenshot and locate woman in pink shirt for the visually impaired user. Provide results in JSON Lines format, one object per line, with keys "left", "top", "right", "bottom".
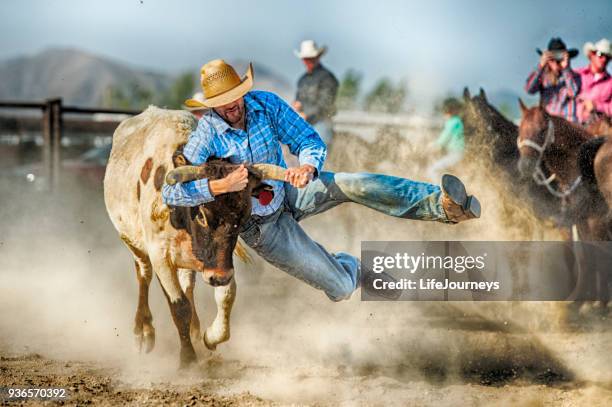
{"left": 576, "top": 38, "right": 612, "bottom": 123}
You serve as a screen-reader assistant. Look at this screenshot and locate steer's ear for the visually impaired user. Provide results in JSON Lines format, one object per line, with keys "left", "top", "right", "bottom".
{"left": 172, "top": 144, "right": 191, "bottom": 168}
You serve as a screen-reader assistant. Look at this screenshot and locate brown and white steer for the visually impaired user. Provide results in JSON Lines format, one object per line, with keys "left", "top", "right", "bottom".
{"left": 104, "top": 106, "right": 286, "bottom": 367}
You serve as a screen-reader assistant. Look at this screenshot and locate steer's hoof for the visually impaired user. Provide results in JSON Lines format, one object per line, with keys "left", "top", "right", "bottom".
{"left": 179, "top": 346, "right": 197, "bottom": 369}
{"left": 135, "top": 329, "right": 155, "bottom": 354}
{"left": 203, "top": 333, "right": 217, "bottom": 351}
{"left": 203, "top": 326, "right": 230, "bottom": 351}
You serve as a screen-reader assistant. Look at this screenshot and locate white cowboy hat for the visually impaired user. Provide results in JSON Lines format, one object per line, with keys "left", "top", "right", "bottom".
{"left": 183, "top": 92, "right": 208, "bottom": 112}
{"left": 583, "top": 38, "right": 612, "bottom": 58}
{"left": 184, "top": 59, "right": 254, "bottom": 108}
{"left": 294, "top": 40, "right": 327, "bottom": 59}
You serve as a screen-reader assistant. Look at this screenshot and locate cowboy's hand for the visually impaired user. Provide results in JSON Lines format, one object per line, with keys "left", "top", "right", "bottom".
{"left": 285, "top": 164, "right": 315, "bottom": 188}
{"left": 210, "top": 164, "right": 248, "bottom": 195}
{"left": 584, "top": 99, "right": 595, "bottom": 113}
{"left": 539, "top": 51, "right": 553, "bottom": 68}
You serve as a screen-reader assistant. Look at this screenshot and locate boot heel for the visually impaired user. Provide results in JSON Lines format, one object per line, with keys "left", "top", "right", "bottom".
{"left": 465, "top": 196, "right": 481, "bottom": 218}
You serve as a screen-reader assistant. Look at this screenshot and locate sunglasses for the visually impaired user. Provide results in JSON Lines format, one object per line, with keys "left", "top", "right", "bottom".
{"left": 594, "top": 51, "right": 610, "bottom": 59}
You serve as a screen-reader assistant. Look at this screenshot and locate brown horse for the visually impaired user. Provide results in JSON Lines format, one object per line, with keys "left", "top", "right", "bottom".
{"left": 517, "top": 101, "right": 610, "bottom": 307}
{"left": 586, "top": 112, "right": 612, "bottom": 137}
{"left": 462, "top": 88, "right": 566, "bottom": 223}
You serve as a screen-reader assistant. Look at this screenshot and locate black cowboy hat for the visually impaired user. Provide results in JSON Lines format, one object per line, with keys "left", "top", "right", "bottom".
{"left": 536, "top": 37, "right": 579, "bottom": 59}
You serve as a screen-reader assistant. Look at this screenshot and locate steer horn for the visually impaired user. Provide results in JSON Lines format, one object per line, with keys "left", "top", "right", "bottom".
{"left": 165, "top": 163, "right": 288, "bottom": 185}
{"left": 252, "top": 164, "right": 287, "bottom": 181}
{"left": 165, "top": 166, "right": 207, "bottom": 185}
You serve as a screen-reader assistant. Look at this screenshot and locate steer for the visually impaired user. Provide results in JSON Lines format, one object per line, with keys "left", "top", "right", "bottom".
{"left": 104, "top": 106, "right": 286, "bottom": 367}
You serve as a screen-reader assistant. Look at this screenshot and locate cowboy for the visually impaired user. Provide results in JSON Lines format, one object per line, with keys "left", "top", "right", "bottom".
{"left": 292, "top": 40, "right": 339, "bottom": 146}
{"left": 575, "top": 38, "right": 612, "bottom": 123}
{"left": 525, "top": 37, "right": 581, "bottom": 123}
{"left": 162, "top": 59, "right": 481, "bottom": 301}
{"left": 426, "top": 98, "right": 465, "bottom": 182}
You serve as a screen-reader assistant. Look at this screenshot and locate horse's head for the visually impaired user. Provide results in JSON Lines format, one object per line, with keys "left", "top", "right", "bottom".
{"left": 517, "top": 99, "right": 553, "bottom": 178}
{"left": 586, "top": 112, "right": 612, "bottom": 137}
{"left": 462, "top": 87, "right": 488, "bottom": 131}
{"left": 462, "top": 87, "right": 520, "bottom": 171}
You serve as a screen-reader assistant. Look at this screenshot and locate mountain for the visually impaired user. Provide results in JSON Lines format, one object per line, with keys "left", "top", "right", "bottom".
{"left": 0, "top": 48, "right": 292, "bottom": 108}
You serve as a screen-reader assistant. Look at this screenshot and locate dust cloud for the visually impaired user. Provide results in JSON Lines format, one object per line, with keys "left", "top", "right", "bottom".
{"left": 0, "top": 129, "right": 611, "bottom": 406}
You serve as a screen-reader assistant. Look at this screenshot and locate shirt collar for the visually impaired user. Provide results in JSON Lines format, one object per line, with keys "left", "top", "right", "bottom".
{"left": 304, "top": 63, "right": 325, "bottom": 76}
{"left": 244, "top": 92, "right": 264, "bottom": 113}
{"left": 595, "top": 70, "right": 610, "bottom": 81}
{"left": 207, "top": 110, "right": 231, "bottom": 135}
{"left": 205, "top": 92, "right": 262, "bottom": 135}
{"left": 578, "top": 65, "right": 611, "bottom": 80}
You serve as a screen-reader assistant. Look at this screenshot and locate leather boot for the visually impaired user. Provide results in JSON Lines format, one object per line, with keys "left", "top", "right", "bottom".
{"left": 441, "top": 174, "right": 481, "bottom": 223}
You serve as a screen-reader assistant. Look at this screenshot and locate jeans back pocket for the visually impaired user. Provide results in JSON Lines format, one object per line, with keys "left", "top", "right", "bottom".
{"left": 239, "top": 222, "right": 261, "bottom": 248}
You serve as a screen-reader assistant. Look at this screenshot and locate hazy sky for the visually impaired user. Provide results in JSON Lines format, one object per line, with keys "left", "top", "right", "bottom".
{"left": 0, "top": 0, "right": 610, "bottom": 105}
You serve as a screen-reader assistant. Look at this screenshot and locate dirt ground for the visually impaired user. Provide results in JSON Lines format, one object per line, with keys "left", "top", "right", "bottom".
{"left": 0, "top": 353, "right": 271, "bottom": 406}
{"left": 1, "top": 303, "right": 611, "bottom": 406}
{"left": 1, "top": 133, "right": 611, "bottom": 406}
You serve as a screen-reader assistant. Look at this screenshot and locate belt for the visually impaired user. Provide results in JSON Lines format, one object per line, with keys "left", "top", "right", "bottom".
{"left": 240, "top": 203, "right": 285, "bottom": 233}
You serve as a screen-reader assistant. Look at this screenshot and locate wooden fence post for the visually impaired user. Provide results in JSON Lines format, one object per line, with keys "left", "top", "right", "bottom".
{"left": 42, "top": 98, "right": 62, "bottom": 191}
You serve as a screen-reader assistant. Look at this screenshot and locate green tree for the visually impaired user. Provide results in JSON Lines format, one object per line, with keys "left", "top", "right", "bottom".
{"left": 363, "top": 78, "right": 407, "bottom": 113}
{"left": 102, "top": 80, "right": 155, "bottom": 109}
{"left": 336, "top": 69, "right": 362, "bottom": 110}
{"left": 102, "top": 86, "right": 129, "bottom": 109}
{"left": 162, "top": 71, "right": 197, "bottom": 109}
{"left": 498, "top": 102, "right": 514, "bottom": 120}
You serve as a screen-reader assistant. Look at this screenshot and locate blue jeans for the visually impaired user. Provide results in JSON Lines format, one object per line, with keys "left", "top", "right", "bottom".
{"left": 239, "top": 171, "right": 449, "bottom": 301}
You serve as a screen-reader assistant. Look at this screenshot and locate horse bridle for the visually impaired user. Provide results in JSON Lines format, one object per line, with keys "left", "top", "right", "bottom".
{"left": 516, "top": 119, "right": 582, "bottom": 199}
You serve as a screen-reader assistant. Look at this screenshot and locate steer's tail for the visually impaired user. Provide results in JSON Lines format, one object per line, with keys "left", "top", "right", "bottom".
{"left": 234, "top": 240, "right": 252, "bottom": 264}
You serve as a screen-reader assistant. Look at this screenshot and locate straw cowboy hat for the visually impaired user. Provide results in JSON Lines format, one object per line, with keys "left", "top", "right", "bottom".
{"left": 536, "top": 37, "right": 578, "bottom": 59}
{"left": 294, "top": 40, "right": 327, "bottom": 59}
{"left": 184, "top": 59, "right": 254, "bottom": 108}
{"left": 583, "top": 38, "right": 612, "bottom": 58}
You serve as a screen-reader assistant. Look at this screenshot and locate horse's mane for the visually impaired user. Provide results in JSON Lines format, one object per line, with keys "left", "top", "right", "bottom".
{"left": 472, "top": 95, "right": 517, "bottom": 133}
{"left": 546, "top": 109, "right": 593, "bottom": 144}
{"left": 463, "top": 88, "right": 518, "bottom": 144}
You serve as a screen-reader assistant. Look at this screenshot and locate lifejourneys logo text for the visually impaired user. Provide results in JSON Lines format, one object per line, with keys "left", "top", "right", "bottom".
{"left": 371, "top": 253, "right": 487, "bottom": 274}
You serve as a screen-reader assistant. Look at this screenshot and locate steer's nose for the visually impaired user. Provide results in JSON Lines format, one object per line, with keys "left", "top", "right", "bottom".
{"left": 203, "top": 268, "right": 234, "bottom": 287}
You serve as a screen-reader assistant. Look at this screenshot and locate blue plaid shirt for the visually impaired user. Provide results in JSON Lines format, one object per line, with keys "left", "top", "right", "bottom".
{"left": 161, "top": 91, "right": 327, "bottom": 216}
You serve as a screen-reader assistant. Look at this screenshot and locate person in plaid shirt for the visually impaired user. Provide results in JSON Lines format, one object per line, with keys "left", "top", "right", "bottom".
{"left": 163, "top": 59, "right": 481, "bottom": 301}
{"left": 525, "top": 37, "right": 581, "bottom": 123}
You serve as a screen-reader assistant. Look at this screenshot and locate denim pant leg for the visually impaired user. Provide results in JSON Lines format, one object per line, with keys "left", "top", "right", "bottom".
{"left": 240, "top": 171, "right": 449, "bottom": 301}
{"left": 286, "top": 171, "right": 449, "bottom": 222}
{"left": 240, "top": 211, "right": 359, "bottom": 301}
